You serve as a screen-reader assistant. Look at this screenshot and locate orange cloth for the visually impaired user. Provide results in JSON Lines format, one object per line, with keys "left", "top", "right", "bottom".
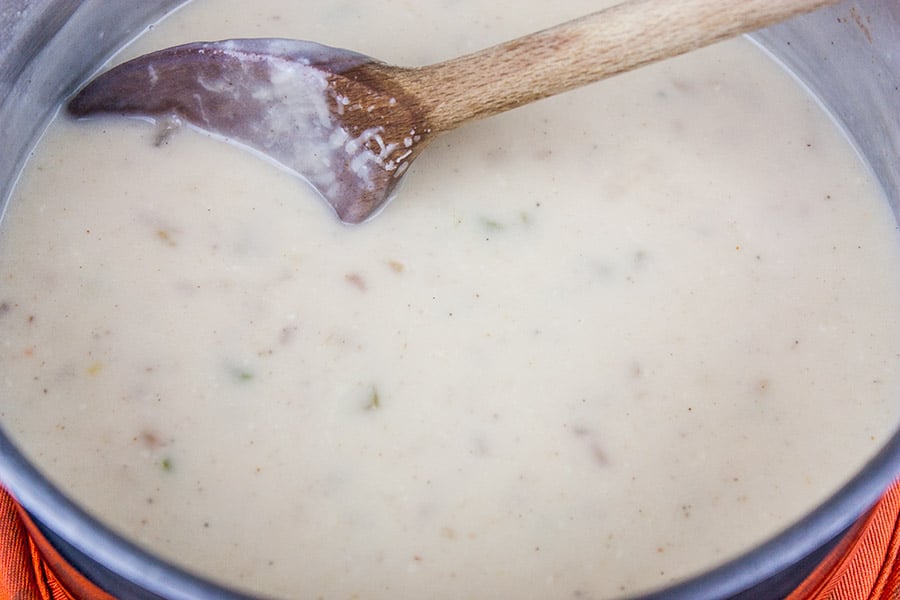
{"left": 0, "top": 488, "right": 113, "bottom": 600}
{"left": 786, "top": 480, "right": 900, "bottom": 600}
{"left": 1, "top": 483, "right": 899, "bottom": 599}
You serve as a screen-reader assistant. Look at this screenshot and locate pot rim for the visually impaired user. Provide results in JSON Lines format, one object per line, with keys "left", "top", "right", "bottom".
{"left": 1, "top": 2, "right": 899, "bottom": 598}
{"left": 1, "top": 421, "right": 898, "bottom": 599}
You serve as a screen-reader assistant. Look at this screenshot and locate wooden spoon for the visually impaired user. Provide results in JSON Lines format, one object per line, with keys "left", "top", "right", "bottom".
{"left": 68, "top": 0, "right": 838, "bottom": 224}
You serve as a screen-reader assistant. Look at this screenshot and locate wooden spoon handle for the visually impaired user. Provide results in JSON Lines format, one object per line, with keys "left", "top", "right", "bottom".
{"left": 411, "top": 0, "right": 841, "bottom": 131}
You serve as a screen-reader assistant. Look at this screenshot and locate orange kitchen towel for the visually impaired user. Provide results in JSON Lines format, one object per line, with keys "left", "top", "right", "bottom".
{"left": 1, "top": 482, "right": 899, "bottom": 600}
{"left": 786, "top": 479, "right": 900, "bottom": 600}
{"left": 0, "top": 487, "right": 113, "bottom": 600}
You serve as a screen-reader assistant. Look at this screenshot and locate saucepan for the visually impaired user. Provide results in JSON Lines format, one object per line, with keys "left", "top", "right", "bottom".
{"left": 0, "top": 1, "right": 898, "bottom": 598}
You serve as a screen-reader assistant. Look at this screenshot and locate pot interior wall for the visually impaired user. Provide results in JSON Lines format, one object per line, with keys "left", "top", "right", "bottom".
{"left": 754, "top": 0, "right": 900, "bottom": 219}
{"left": 0, "top": 0, "right": 186, "bottom": 219}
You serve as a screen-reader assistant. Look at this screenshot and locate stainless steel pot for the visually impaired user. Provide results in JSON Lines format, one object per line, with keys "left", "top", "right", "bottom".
{"left": 0, "top": 1, "right": 898, "bottom": 598}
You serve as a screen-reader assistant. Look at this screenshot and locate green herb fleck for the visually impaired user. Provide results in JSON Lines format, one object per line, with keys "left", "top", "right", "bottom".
{"left": 366, "top": 387, "right": 381, "bottom": 411}
{"left": 86, "top": 361, "right": 103, "bottom": 376}
{"left": 228, "top": 365, "right": 255, "bottom": 382}
{"left": 161, "top": 457, "right": 173, "bottom": 472}
{"left": 481, "top": 218, "right": 505, "bottom": 231}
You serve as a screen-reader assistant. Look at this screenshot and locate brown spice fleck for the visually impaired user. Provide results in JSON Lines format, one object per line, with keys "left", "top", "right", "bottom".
{"left": 155, "top": 229, "right": 178, "bottom": 247}
{"left": 137, "top": 430, "right": 167, "bottom": 449}
{"left": 345, "top": 272, "right": 367, "bottom": 291}
{"left": 591, "top": 443, "right": 610, "bottom": 467}
{"left": 849, "top": 7, "right": 873, "bottom": 43}
{"left": 570, "top": 424, "right": 591, "bottom": 437}
{"left": 279, "top": 325, "right": 298, "bottom": 344}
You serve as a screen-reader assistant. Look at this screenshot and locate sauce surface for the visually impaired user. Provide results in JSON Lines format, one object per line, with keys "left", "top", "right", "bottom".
{"left": 2, "top": 1, "right": 900, "bottom": 598}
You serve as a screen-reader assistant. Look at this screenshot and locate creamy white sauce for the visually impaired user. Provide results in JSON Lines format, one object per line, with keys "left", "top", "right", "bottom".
{"left": 2, "top": 1, "right": 900, "bottom": 598}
